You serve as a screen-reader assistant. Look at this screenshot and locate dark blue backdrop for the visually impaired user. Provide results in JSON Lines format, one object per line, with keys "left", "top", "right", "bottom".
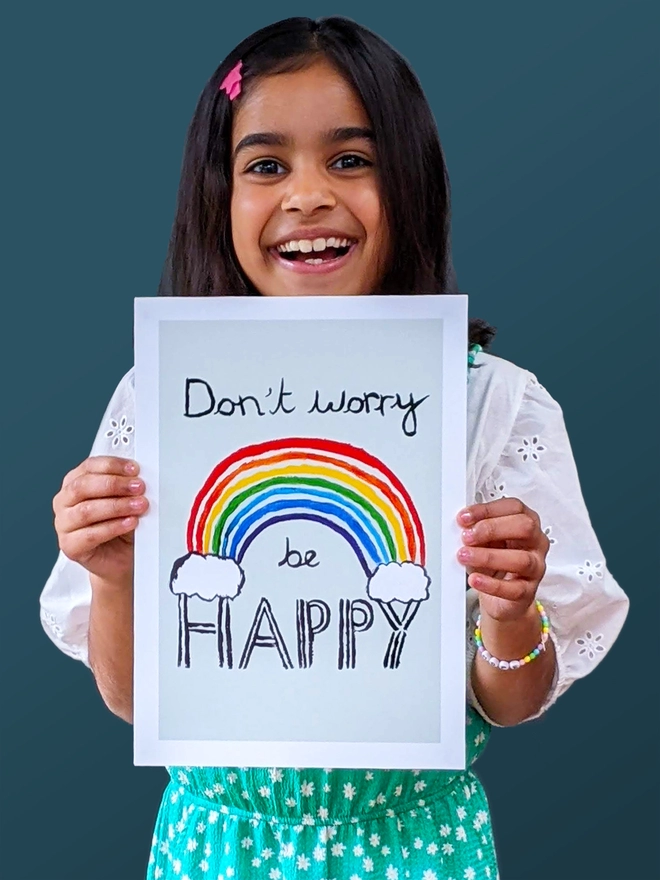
{"left": 3, "top": 1, "right": 657, "bottom": 878}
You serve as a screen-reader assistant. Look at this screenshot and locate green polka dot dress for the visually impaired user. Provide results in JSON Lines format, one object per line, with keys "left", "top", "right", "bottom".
{"left": 146, "top": 707, "right": 497, "bottom": 880}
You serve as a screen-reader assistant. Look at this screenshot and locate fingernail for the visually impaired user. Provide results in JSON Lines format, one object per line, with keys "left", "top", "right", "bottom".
{"left": 124, "top": 461, "right": 138, "bottom": 475}
{"left": 128, "top": 479, "right": 143, "bottom": 493}
{"left": 129, "top": 497, "right": 144, "bottom": 510}
{"left": 459, "top": 510, "right": 473, "bottom": 525}
{"left": 458, "top": 547, "right": 472, "bottom": 562}
{"left": 462, "top": 528, "right": 475, "bottom": 544}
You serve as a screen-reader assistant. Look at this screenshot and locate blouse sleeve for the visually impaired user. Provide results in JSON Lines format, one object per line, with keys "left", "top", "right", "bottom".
{"left": 39, "top": 369, "right": 136, "bottom": 668}
{"left": 466, "top": 372, "right": 629, "bottom": 725}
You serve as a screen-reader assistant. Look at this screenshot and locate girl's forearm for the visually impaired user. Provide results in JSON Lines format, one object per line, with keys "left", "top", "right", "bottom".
{"left": 88, "top": 574, "right": 134, "bottom": 724}
{"left": 470, "top": 602, "right": 556, "bottom": 726}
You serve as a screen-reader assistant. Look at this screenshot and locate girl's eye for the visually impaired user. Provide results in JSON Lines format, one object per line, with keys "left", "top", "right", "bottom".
{"left": 246, "top": 159, "right": 285, "bottom": 175}
{"left": 332, "top": 154, "right": 372, "bottom": 170}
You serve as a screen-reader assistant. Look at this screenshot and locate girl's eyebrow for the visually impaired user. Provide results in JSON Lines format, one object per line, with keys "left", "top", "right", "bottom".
{"left": 233, "top": 132, "right": 287, "bottom": 159}
{"left": 233, "top": 127, "right": 374, "bottom": 160}
{"left": 326, "top": 126, "right": 374, "bottom": 143}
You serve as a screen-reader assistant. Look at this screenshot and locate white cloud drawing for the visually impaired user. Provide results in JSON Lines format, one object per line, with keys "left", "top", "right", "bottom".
{"left": 169, "top": 552, "right": 245, "bottom": 601}
{"left": 366, "top": 561, "right": 430, "bottom": 603}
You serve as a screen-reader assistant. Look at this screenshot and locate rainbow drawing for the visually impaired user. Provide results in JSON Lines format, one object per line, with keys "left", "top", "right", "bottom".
{"left": 170, "top": 438, "right": 431, "bottom": 669}
{"left": 186, "top": 437, "right": 426, "bottom": 574}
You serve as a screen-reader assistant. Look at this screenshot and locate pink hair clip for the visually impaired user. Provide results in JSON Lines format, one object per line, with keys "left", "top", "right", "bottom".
{"left": 220, "top": 61, "right": 243, "bottom": 101}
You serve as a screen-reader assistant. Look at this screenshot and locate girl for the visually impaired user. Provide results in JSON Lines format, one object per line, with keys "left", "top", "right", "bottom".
{"left": 41, "top": 17, "right": 629, "bottom": 880}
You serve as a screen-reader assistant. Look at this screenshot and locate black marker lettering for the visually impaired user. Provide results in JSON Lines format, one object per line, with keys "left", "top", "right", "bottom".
{"left": 363, "top": 392, "right": 381, "bottom": 414}
{"left": 304, "top": 550, "right": 319, "bottom": 568}
{"left": 239, "top": 597, "right": 293, "bottom": 669}
{"left": 215, "top": 397, "right": 237, "bottom": 416}
{"left": 184, "top": 378, "right": 215, "bottom": 417}
{"left": 338, "top": 598, "right": 374, "bottom": 669}
{"left": 345, "top": 395, "right": 365, "bottom": 414}
{"left": 216, "top": 597, "right": 234, "bottom": 668}
{"left": 375, "top": 394, "right": 394, "bottom": 416}
{"left": 269, "top": 378, "right": 296, "bottom": 415}
{"left": 376, "top": 599, "right": 422, "bottom": 668}
{"left": 278, "top": 537, "right": 319, "bottom": 568}
{"left": 296, "top": 599, "right": 331, "bottom": 668}
{"left": 394, "top": 392, "right": 430, "bottom": 437}
{"left": 308, "top": 390, "right": 346, "bottom": 414}
{"left": 237, "top": 395, "right": 265, "bottom": 417}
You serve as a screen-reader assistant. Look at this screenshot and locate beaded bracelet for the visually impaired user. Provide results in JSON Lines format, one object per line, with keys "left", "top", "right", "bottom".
{"left": 474, "top": 600, "right": 550, "bottom": 670}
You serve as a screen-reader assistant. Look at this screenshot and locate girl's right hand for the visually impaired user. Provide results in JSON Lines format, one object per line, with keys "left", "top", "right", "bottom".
{"left": 53, "top": 456, "right": 149, "bottom": 584}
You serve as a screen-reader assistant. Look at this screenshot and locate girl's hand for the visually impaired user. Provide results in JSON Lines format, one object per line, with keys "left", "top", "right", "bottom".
{"left": 456, "top": 498, "right": 550, "bottom": 622}
{"left": 53, "top": 456, "right": 148, "bottom": 585}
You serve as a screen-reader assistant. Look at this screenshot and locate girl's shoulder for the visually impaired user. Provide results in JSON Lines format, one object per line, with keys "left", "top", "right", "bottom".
{"left": 471, "top": 349, "right": 537, "bottom": 382}
{"left": 466, "top": 351, "right": 556, "bottom": 473}
{"left": 96, "top": 367, "right": 136, "bottom": 441}
{"left": 468, "top": 350, "right": 543, "bottom": 414}
{"left": 123, "top": 366, "right": 136, "bottom": 389}
{"left": 108, "top": 367, "right": 136, "bottom": 404}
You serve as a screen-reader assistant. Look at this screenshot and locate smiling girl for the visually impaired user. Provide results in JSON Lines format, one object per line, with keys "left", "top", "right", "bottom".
{"left": 40, "top": 17, "right": 628, "bottom": 880}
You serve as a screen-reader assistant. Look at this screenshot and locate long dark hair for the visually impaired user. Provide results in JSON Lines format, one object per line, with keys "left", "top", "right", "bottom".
{"left": 159, "top": 16, "right": 494, "bottom": 348}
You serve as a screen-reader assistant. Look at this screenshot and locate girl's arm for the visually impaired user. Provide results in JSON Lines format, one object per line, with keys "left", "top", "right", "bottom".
{"left": 463, "top": 363, "right": 629, "bottom": 727}
{"left": 457, "top": 497, "right": 556, "bottom": 726}
{"left": 41, "top": 370, "right": 140, "bottom": 724}
{"left": 88, "top": 572, "right": 134, "bottom": 723}
{"left": 472, "top": 603, "right": 556, "bottom": 725}
{"left": 51, "top": 452, "right": 143, "bottom": 725}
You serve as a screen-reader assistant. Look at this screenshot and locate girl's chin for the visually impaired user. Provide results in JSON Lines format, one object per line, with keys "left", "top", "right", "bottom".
{"left": 264, "top": 273, "right": 366, "bottom": 296}
{"left": 265, "top": 286, "right": 364, "bottom": 297}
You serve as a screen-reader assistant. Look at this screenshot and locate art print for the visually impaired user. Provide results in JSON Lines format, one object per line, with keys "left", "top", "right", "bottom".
{"left": 134, "top": 295, "right": 467, "bottom": 768}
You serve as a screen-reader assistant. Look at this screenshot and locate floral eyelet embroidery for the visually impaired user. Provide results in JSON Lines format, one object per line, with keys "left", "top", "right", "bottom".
{"left": 576, "top": 631, "right": 605, "bottom": 660}
{"left": 543, "top": 525, "right": 556, "bottom": 546}
{"left": 528, "top": 376, "right": 546, "bottom": 391}
{"left": 105, "top": 415, "right": 134, "bottom": 448}
{"left": 42, "top": 611, "right": 63, "bottom": 638}
{"left": 476, "top": 477, "right": 506, "bottom": 504}
{"left": 516, "top": 436, "right": 546, "bottom": 462}
{"left": 577, "top": 560, "right": 603, "bottom": 582}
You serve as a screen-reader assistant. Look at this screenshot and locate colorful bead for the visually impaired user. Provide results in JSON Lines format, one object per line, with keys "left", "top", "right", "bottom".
{"left": 474, "top": 599, "right": 551, "bottom": 672}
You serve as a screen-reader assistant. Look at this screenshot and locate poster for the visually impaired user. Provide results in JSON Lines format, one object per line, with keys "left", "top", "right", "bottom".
{"left": 133, "top": 295, "right": 467, "bottom": 768}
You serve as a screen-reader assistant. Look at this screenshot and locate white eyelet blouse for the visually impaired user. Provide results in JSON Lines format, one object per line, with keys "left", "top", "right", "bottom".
{"left": 39, "top": 350, "right": 629, "bottom": 726}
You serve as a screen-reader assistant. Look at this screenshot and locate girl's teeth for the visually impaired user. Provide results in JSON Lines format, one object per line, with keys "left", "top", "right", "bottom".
{"left": 277, "top": 237, "right": 354, "bottom": 253}
{"left": 304, "top": 258, "right": 324, "bottom": 265}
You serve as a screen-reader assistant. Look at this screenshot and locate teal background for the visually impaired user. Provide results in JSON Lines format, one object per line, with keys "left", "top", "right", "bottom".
{"left": 4, "top": 1, "right": 657, "bottom": 877}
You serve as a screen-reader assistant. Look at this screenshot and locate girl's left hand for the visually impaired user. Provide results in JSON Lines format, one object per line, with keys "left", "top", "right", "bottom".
{"left": 456, "top": 498, "right": 550, "bottom": 622}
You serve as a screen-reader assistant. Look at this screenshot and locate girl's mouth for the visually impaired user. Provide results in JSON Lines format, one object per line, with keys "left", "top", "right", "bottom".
{"left": 269, "top": 237, "right": 358, "bottom": 274}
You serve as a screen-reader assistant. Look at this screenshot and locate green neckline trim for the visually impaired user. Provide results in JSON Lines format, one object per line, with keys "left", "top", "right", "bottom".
{"left": 468, "top": 343, "right": 482, "bottom": 369}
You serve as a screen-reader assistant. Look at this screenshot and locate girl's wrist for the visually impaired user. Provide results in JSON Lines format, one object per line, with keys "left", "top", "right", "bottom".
{"left": 476, "top": 601, "right": 544, "bottom": 661}
{"left": 90, "top": 571, "right": 133, "bottom": 596}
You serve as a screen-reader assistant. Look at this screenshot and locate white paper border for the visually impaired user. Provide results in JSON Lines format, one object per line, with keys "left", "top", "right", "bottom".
{"left": 134, "top": 295, "right": 467, "bottom": 769}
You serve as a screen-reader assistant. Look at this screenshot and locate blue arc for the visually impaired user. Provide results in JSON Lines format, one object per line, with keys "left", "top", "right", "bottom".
{"left": 221, "top": 485, "right": 389, "bottom": 563}
{"left": 226, "top": 497, "right": 387, "bottom": 570}
{"left": 235, "top": 513, "right": 373, "bottom": 577}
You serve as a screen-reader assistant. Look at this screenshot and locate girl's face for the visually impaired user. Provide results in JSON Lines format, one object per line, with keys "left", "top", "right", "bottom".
{"left": 230, "top": 59, "right": 390, "bottom": 297}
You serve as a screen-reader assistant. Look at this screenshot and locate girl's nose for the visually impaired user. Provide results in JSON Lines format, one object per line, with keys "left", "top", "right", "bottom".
{"left": 280, "top": 168, "right": 337, "bottom": 215}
